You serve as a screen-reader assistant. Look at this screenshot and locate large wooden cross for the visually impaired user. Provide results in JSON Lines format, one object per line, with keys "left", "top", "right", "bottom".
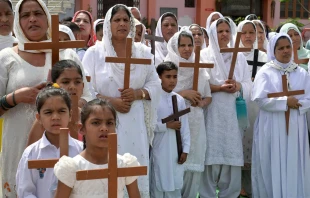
{"left": 179, "top": 46, "right": 214, "bottom": 91}
{"left": 293, "top": 46, "right": 309, "bottom": 65}
{"left": 28, "top": 128, "right": 69, "bottom": 169}
{"left": 161, "top": 95, "right": 191, "bottom": 160}
{"left": 105, "top": 38, "right": 152, "bottom": 89}
{"left": 267, "top": 75, "right": 304, "bottom": 134}
{"left": 24, "top": 15, "right": 85, "bottom": 67}
{"left": 145, "top": 18, "right": 164, "bottom": 55}
{"left": 220, "top": 32, "right": 252, "bottom": 79}
{"left": 247, "top": 49, "right": 266, "bottom": 78}
{"left": 76, "top": 133, "right": 147, "bottom": 198}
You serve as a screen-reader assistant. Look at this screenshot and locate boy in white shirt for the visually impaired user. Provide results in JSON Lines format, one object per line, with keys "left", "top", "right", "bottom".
{"left": 150, "top": 61, "right": 190, "bottom": 198}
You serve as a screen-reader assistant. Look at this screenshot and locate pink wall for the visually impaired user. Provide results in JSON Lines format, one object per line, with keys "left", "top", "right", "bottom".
{"left": 139, "top": 0, "right": 148, "bottom": 20}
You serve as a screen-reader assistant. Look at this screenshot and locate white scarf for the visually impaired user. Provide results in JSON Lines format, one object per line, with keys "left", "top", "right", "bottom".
{"left": 205, "top": 11, "right": 223, "bottom": 34}
{"left": 252, "top": 20, "right": 268, "bottom": 51}
{"left": 237, "top": 20, "right": 258, "bottom": 57}
{"left": 13, "top": 0, "right": 52, "bottom": 53}
{"left": 59, "top": 24, "right": 76, "bottom": 41}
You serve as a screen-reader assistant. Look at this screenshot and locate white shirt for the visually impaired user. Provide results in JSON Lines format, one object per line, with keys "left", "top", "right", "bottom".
{"left": 16, "top": 132, "right": 83, "bottom": 198}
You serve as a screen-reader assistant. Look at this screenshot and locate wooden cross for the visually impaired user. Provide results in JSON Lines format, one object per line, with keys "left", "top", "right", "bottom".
{"left": 68, "top": 95, "right": 79, "bottom": 140}
{"left": 179, "top": 46, "right": 214, "bottom": 91}
{"left": 293, "top": 46, "right": 309, "bottom": 65}
{"left": 24, "top": 15, "right": 85, "bottom": 79}
{"left": 161, "top": 95, "right": 191, "bottom": 160}
{"left": 145, "top": 18, "right": 164, "bottom": 55}
{"left": 76, "top": 133, "right": 147, "bottom": 198}
{"left": 220, "top": 32, "right": 252, "bottom": 79}
{"left": 28, "top": 128, "right": 69, "bottom": 169}
{"left": 267, "top": 75, "right": 304, "bottom": 134}
{"left": 105, "top": 38, "right": 152, "bottom": 89}
{"left": 247, "top": 49, "right": 266, "bottom": 78}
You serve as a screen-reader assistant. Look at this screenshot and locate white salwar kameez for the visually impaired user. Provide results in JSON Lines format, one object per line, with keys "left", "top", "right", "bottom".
{"left": 251, "top": 33, "right": 310, "bottom": 198}
{"left": 199, "top": 19, "right": 252, "bottom": 198}
{"left": 164, "top": 30, "right": 211, "bottom": 198}
{"left": 82, "top": 5, "right": 161, "bottom": 197}
{"left": 150, "top": 90, "right": 190, "bottom": 198}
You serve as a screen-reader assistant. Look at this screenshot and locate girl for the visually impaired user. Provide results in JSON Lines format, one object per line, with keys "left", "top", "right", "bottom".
{"left": 164, "top": 30, "right": 212, "bottom": 197}
{"left": 54, "top": 99, "right": 141, "bottom": 198}
{"left": 0, "top": 0, "right": 17, "bottom": 51}
{"left": 94, "top": 19, "right": 104, "bottom": 42}
{"left": 27, "top": 60, "right": 85, "bottom": 146}
{"left": 16, "top": 87, "right": 83, "bottom": 198}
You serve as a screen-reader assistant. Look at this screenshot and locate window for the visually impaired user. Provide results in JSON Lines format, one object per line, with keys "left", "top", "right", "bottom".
{"left": 160, "top": 7, "right": 178, "bottom": 17}
{"left": 185, "top": 0, "right": 195, "bottom": 7}
{"left": 280, "top": 0, "right": 310, "bottom": 19}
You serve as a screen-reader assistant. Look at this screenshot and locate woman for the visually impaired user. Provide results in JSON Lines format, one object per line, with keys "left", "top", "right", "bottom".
{"left": 237, "top": 19, "right": 267, "bottom": 198}
{"left": 189, "top": 24, "right": 206, "bottom": 50}
{"left": 134, "top": 18, "right": 146, "bottom": 43}
{"left": 82, "top": 4, "right": 161, "bottom": 197}
{"left": 252, "top": 33, "right": 310, "bottom": 197}
{"left": 72, "top": 10, "right": 95, "bottom": 60}
{"left": 0, "top": 1, "right": 92, "bottom": 196}
{"left": 280, "top": 23, "right": 310, "bottom": 71}
{"left": 0, "top": 0, "right": 17, "bottom": 51}
{"left": 154, "top": 12, "right": 178, "bottom": 66}
{"left": 200, "top": 18, "right": 252, "bottom": 198}
{"left": 165, "top": 30, "right": 212, "bottom": 197}
{"left": 205, "top": 11, "right": 223, "bottom": 34}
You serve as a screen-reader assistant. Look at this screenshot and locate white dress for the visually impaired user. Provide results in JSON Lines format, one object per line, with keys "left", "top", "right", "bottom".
{"left": 0, "top": 48, "right": 91, "bottom": 198}
{"left": 251, "top": 64, "right": 310, "bottom": 198}
{"left": 82, "top": 42, "right": 161, "bottom": 197}
{"left": 150, "top": 90, "right": 190, "bottom": 192}
{"left": 54, "top": 154, "right": 139, "bottom": 198}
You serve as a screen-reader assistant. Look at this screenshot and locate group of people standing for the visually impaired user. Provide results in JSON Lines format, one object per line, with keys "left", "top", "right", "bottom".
{"left": 0, "top": 0, "right": 310, "bottom": 198}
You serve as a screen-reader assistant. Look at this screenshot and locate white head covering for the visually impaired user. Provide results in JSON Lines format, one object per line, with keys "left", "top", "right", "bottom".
{"left": 279, "top": 23, "right": 304, "bottom": 50}
{"left": 93, "top": 19, "right": 104, "bottom": 33}
{"left": 267, "top": 32, "right": 294, "bottom": 63}
{"left": 134, "top": 18, "right": 146, "bottom": 43}
{"left": 245, "top": 14, "right": 258, "bottom": 20}
{"left": 189, "top": 24, "right": 206, "bottom": 49}
{"left": 0, "top": 0, "right": 18, "bottom": 50}
{"left": 205, "top": 11, "right": 224, "bottom": 34}
{"left": 237, "top": 20, "right": 257, "bottom": 57}
{"left": 268, "top": 32, "right": 277, "bottom": 40}
{"left": 155, "top": 12, "right": 178, "bottom": 65}
{"left": 252, "top": 19, "right": 268, "bottom": 51}
{"left": 59, "top": 24, "right": 76, "bottom": 41}
{"left": 225, "top": 17, "right": 237, "bottom": 40}
{"left": 14, "top": 0, "right": 52, "bottom": 53}
{"left": 128, "top": 7, "right": 142, "bottom": 20}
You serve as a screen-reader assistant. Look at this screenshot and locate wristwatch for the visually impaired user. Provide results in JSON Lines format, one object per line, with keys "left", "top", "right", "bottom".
{"left": 140, "top": 89, "right": 145, "bottom": 99}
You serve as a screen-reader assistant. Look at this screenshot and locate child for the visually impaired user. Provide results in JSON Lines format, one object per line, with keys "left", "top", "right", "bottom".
{"left": 150, "top": 61, "right": 190, "bottom": 198}
{"left": 59, "top": 24, "right": 76, "bottom": 42}
{"left": 26, "top": 60, "right": 85, "bottom": 146}
{"left": 94, "top": 19, "right": 104, "bottom": 42}
{"left": 53, "top": 99, "right": 141, "bottom": 197}
{"left": 16, "top": 87, "right": 83, "bottom": 198}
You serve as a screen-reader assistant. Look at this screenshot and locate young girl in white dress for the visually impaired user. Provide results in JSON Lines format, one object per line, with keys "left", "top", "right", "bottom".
{"left": 54, "top": 99, "right": 141, "bottom": 198}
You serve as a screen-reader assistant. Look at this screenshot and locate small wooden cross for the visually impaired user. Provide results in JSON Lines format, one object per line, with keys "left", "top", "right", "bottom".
{"left": 161, "top": 95, "right": 191, "bottom": 160}
{"left": 145, "top": 18, "right": 164, "bottom": 55}
{"left": 24, "top": 15, "right": 85, "bottom": 79}
{"left": 76, "top": 133, "right": 147, "bottom": 198}
{"left": 105, "top": 38, "right": 152, "bottom": 89}
{"left": 28, "top": 128, "right": 69, "bottom": 169}
{"left": 247, "top": 49, "right": 266, "bottom": 78}
{"left": 179, "top": 46, "right": 214, "bottom": 91}
{"left": 267, "top": 75, "right": 304, "bottom": 134}
{"left": 293, "top": 46, "right": 309, "bottom": 65}
{"left": 68, "top": 95, "right": 79, "bottom": 140}
{"left": 220, "top": 32, "right": 252, "bottom": 79}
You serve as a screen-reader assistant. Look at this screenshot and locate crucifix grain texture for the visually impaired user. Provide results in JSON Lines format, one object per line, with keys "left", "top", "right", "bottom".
{"left": 76, "top": 133, "right": 147, "bottom": 198}
{"left": 145, "top": 18, "right": 164, "bottom": 55}
{"left": 220, "top": 32, "right": 252, "bottom": 79}
{"left": 247, "top": 49, "right": 266, "bottom": 78}
{"left": 161, "top": 95, "right": 190, "bottom": 160}
{"left": 267, "top": 75, "right": 304, "bottom": 134}
{"left": 28, "top": 128, "right": 69, "bottom": 169}
{"left": 179, "top": 46, "right": 214, "bottom": 91}
{"left": 105, "top": 37, "right": 152, "bottom": 89}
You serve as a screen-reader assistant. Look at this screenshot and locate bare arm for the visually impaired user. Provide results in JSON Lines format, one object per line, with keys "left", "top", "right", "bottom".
{"left": 26, "top": 119, "right": 45, "bottom": 147}
{"left": 54, "top": 181, "right": 72, "bottom": 198}
{"left": 126, "top": 180, "right": 141, "bottom": 198}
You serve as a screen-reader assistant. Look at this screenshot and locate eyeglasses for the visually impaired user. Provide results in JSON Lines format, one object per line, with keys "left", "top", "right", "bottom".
{"left": 192, "top": 33, "right": 203, "bottom": 37}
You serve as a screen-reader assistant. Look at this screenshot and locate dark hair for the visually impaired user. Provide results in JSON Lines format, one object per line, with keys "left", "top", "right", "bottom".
{"left": 51, "top": 60, "right": 83, "bottom": 83}
{"left": 96, "top": 23, "right": 103, "bottom": 33}
{"left": 243, "top": 21, "right": 256, "bottom": 31}
{"left": 202, "top": 28, "right": 208, "bottom": 39}
{"left": 110, "top": 4, "right": 131, "bottom": 21}
{"left": 61, "top": 17, "right": 73, "bottom": 23}
{"left": 260, "top": 20, "right": 271, "bottom": 39}
{"left": 216, "top": 18, "right": 231, "bottom": 28}
{"left": 36, "top": 87, "right": 71, "bottom": 113}
{"left": 161, "top": 12, "right": 178, "bottom": 24}
{"left": 156, "top": 61, "right": 178, "bottom": 76}
{"left": 253, "top": 21, "right": 264, "bottom": 33}
{"left": 81, "top": 99, "right": 117, "bottom": 149}
{"left": 178, "top": 31, "right": 194, "bottom": 47}
{"left": 274, "top": 36, "right": 291, "bottom": 53}
{"left": 246, "top": 14, "right": 258, "bottom": 21}
{"left": 19, "top": 0, "right": 44, "bottom": 13}
{"left": 276, "top": 24, "right": 284, "bottom": 33}
{"left": 61, "top": 21, "right": 81, "bottom": 33}
{"left": 0, "top": 0, "right": 13, "bottom": 10}
{"left": 189, "top": 24, "right": 204, "bottom": 34}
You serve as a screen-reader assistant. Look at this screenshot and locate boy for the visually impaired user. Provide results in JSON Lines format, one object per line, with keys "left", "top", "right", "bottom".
{"left": 150, "top": 61, "right": 190, "bottom": 198}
